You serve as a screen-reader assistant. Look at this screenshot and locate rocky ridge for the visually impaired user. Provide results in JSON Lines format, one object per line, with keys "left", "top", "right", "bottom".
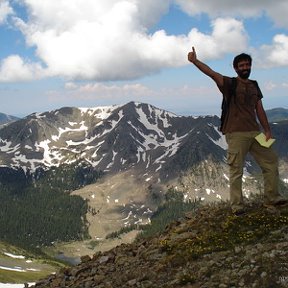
{"left": 29, "top": 196, "right": 288, "bottom": 288}
{"left": 1, "top": 102, "right": 287, "bottom": 184}
{"left": 0, "top": 102, "right": 225, "bottom": 182}
{"left": 1, "top": 102, "right": 287, "bottom": 207}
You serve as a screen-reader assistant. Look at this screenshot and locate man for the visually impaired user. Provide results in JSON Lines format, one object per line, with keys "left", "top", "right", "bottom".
{"left": 187, "top": 47, "right": 287, "bottom": 215}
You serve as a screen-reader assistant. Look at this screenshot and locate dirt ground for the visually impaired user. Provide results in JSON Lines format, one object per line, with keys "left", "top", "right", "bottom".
{"left": 51, "top": 172, "right": 152, "bottom": 260}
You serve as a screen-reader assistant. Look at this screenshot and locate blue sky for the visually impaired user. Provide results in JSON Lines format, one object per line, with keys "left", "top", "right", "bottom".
{"left": 0, "top": 0, "right": 287, "bottom": 117}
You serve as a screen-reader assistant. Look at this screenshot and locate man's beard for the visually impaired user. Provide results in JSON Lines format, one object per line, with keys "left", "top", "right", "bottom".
{"left": 237, "top": 69, "right": 251, "bottom": 79}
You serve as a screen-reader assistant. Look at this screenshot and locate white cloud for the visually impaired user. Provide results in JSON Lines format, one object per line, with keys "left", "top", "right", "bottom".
{"left": 175, "top": 0, "right": 288, "bottom": 28}
{"left": 175, "top": 0, "right": 288, "bottom": 68}
{"left": 5, "top": 0, "right": 178, "bottom": 81}
{"left": 0, "top": 0, "right": 13, "bottom": 24}
{"left": 44, "top": 80, "right": 221, "bottom": 117}
{"left": 0, "top": 55, "right": 45, "bottom": 81}
{"left": 64, "top": 82, "right": 154, "bottom": 99}
{"left": 61, "top": 81, "right": 218, "bottom": 106}
{"left": 176, "top": 0, "right": 261, "bottom": 18}
{"left": 0, "top": 0, "right": 287, "bottom": 82}
{"left": 187, "top": 18, "right": 248, "bottom": 60}
{"left": 264, "top": 1, "right": 288, "bottom": 28}
{"left": 1, "top": 0, "right": 248, "bottom": 82}
{"left": 254, "top": 34, "right": 288, "bottom": 68}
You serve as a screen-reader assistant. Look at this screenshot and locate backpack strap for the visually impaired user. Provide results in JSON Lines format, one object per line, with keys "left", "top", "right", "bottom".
{"left": 230, "top": 77, "right": 238, "bottom": 99}
{"left": 219, "top": 78, "right": 260, "bottom": 133}
{"left": 219, "top": 77, "right": 237, "bottom": 132}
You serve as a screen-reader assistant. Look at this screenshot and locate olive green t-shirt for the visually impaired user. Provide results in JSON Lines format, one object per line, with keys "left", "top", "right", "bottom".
{"left": 219, "top": 76, "right": 263, "bottom": 134}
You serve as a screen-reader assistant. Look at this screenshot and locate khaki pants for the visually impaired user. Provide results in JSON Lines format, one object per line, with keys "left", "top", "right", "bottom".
{"left": 225, "top": 131, "right": 281, "bottom": 210}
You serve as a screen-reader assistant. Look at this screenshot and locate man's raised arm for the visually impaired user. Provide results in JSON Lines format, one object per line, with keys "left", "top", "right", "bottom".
{"left": 188, "top": 47, "right": 223, "bottom": 88}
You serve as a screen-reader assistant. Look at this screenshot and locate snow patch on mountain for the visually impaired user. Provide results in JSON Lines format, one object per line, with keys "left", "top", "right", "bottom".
{"left": 3, "top": 102, "right": 273, "bottom": 183}
{"left": 79, "top": 105, "right": 120, "bottom": 120}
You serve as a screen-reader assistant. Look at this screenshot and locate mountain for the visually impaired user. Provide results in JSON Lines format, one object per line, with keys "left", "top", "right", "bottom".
{"left": 0, "top": 102, "right": 224, "bottom": 178}
{"left": 28, "top": 195, "right": 288, "bottom": 288}
{"left": 0, "top": 112, "right": 19, "bottom": 127}
{"left": 266, "top": 107, "right": 288, "bottom": 122}
{"left": 0, "top": 102, "right": 287, "bottom": 198}
{"left": 1, "top": 103, "right": 288, "bottom": 286}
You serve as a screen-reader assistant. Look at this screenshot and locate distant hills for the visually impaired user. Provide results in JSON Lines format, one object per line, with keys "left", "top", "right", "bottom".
{"left": 266, "top": 107, "right": 288, "bottom": 122}
{"left": 0, "top": 102, "right": 287, "bottom": 187}
{"left": 0, "top": 112, "right": 19, "bottom": 126}
{"left": 1, "top": 106, "right": 287, "bottom": 126}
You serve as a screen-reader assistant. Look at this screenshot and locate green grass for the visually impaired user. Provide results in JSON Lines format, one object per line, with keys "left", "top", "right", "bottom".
{"left": 0, "top": 269, "right": 53, "bottom": 284}
{"left": 159, "top": 196, "right": 288, "bottom": 261}
{"left": 0, "top": 241, "right": 66, "bottom": 284}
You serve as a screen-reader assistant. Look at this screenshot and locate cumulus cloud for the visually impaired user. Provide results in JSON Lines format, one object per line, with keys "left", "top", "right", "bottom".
{"left": 255, "top": 34, "right": 288, "bottom": 68}
{"left": 1, "top": 0, "right": 178, "bottom": 81}
{"left": 175, "top": 0, "right": 288, "bottom": 27}
{"left": 0, "top": 55, "right": 45, "bottom": 81}
{"left": 187, "top": 18, "right": 247, "bottom": 60}
{"left": 0, "top": 0, "right": 287, "bottom": 82}
{"left": 0, "top": 0, "right": 13, "bottom": 24}
{"left": 176, "top": 0, "right": 263, "bottom": 18}
{"left": 176, "top": 0, "right": 288, "bottom": 68}
{"left": 0, "top": 0, "right": 248, "bottom": 82}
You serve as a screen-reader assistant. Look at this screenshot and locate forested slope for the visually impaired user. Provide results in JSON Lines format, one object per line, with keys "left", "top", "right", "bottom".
{"left": 0, "top": 162, "right": 103, "bottom": 251}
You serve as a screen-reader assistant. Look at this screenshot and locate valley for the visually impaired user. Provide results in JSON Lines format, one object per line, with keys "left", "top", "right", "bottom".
{"left": 0, "top": 103, "right": 287, "bottom": 286}
{"left": 49, "top": 171, "right": 155, "bottom": 261}
{"left": 0, "top": 242, "right": 64, "bottom": 285}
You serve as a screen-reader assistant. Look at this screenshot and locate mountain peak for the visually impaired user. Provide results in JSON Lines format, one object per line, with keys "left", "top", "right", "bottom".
{"left": 0, "top": 102, "right": 223, "bottom": 180}
{"left": 0, "top": 102, "right": 287, "bottom": 188}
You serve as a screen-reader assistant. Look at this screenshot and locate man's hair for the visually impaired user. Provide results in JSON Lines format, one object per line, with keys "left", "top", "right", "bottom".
{"left": 233, "top": 53, "right": 252, "bottom": 68}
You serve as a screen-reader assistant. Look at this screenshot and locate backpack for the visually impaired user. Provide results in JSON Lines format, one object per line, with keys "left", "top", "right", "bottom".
{"left": 219, "top": 77, "right": 259, "bottom": 133}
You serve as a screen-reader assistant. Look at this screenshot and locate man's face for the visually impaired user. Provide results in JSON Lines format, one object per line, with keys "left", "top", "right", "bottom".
{"left": 235, "top": 60, "right": 251, "bottom": 79}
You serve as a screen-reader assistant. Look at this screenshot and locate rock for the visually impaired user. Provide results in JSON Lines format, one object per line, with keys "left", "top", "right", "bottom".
{"left": 80, "top": 255, "right": 91, "bottom": 263}
{"left": 29, "top": 201, "right": 288, "bottom": 288}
